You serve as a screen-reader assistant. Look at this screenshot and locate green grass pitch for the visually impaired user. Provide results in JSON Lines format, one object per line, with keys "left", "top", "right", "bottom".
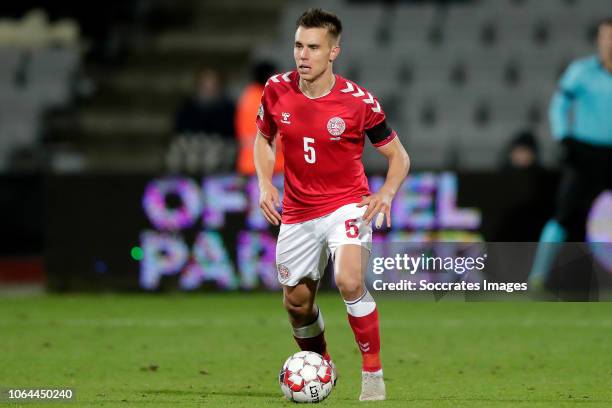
{"left": 1, "top": 293, "right": 612, "bottom": 407}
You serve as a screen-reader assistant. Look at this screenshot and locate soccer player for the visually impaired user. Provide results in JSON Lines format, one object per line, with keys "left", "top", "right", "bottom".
{"left": 253, "top": 8, "right": 410, "bottom": 401}
{"left": 528, "top": 17, "right": 612, "bottom": 289}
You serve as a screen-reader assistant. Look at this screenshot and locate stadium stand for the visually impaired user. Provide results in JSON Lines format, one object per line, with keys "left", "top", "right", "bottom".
{"left": 2, "top": 0, "right": 608, "bottom": 172}
{"left": 255, "top": 0, "right": 609, "bottom": 171}
{"left": 42, "top": 0, "right": 282, "bottom": 172}
{"left": 0, "top": 9, "right": 80, "bottom": 171}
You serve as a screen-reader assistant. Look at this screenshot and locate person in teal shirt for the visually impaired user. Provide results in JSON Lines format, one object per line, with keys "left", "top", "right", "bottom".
{"left": 529, "top": 17, "right": 612, "bottom": 290}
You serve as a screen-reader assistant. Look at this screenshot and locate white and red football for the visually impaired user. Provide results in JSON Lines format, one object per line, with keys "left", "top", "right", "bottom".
{"left": 278, "top": 351, "right": 336, "bottom": 403}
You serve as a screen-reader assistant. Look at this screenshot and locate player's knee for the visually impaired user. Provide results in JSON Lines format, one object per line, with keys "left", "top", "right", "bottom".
{"left": 335, "top": 275, "right": 364, "bottom": 300}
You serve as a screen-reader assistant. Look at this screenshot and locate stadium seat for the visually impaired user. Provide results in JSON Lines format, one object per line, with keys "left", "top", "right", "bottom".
{"left": 390, "top": 3, "right": 437, "bottom": 49}
{"left": 0, "top": 48, "right": 22, "bottom": 83}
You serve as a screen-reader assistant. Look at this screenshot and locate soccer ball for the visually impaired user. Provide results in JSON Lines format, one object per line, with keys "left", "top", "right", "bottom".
{"left": 279, "top": 351, "right": 335, "bottom": 403}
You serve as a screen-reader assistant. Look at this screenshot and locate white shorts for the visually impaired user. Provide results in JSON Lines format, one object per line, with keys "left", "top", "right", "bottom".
{"left": 275, "top": 203, "right": 372, "bottom": 287}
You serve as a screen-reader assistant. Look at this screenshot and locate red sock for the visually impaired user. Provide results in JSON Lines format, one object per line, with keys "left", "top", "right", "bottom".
{"left": 292, "top": 309, "right": 331, "bottom": 361}
{"left": 345, "top": 291, "right": 382, "bottom": 372}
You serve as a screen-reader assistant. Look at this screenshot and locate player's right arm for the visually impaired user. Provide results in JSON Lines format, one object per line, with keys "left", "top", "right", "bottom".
{"left": 254, "top": 129, "right": 282, "bottom": 225}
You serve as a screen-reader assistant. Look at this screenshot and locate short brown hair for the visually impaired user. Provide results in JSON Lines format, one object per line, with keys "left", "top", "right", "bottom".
{"left": 597, "top": 16, "right": 612, "bottom": 29}
{"left": 296, "top": 8, "right": 342, "bottom": 41}
{"left": 597, "top": 16, "right": 612, "bottom": 27}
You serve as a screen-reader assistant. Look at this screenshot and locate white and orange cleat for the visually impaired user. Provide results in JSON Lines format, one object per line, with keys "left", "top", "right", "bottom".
{"left": 359, "top": 370, "right": 386, "bottom": 401}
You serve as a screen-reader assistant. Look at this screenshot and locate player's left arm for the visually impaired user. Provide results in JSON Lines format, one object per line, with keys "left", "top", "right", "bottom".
{"left": 358, "top": 136, "right": 410, "bottom": 228}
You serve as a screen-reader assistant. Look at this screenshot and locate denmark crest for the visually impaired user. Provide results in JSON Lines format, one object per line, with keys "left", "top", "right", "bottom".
{"left": 277, "top": 264, "right": 290, "bottom": 280}
{"left": 327, "top": 117, "right": 345, "bottom": 136}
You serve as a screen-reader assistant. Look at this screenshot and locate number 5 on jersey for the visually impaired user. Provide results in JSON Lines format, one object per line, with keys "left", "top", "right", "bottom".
{"left": 303, "top": 137, "right": 316, "bottom": 164}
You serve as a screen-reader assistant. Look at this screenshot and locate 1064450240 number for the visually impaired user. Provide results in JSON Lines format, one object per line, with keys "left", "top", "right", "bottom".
{"left": 3, "top": 388, "right": 75, "bottom": 401}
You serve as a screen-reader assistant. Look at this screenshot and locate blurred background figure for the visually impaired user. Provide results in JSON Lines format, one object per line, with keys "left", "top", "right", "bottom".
{"left": 529, "top": 17, "right": 612, "bottom": 289}
{"left": 174, "top": 67, "right": 235, "bottom": 137}
{"left": 169, "top": 67, "right": 236, "bottom": 173}
{"left": 235, "top": 60, "right": 284, "bottom": 175}
{"left": 497, "top": 128, "right": 550, "bottom": 242}
{"left": 501, "top": 129, "right": 541, "bottom": 170}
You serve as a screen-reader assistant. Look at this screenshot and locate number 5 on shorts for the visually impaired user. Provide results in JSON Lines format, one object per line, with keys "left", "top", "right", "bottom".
{"left": 345, "top": 218, "right": 359, "bottom": 238}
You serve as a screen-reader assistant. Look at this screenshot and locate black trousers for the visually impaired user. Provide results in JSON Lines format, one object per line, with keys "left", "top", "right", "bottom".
{"left": 554, "top": 139, "right": 612, "bottom": 241}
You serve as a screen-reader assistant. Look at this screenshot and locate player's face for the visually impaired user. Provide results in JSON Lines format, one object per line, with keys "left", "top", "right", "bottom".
{"left": 294, "top": 26, "right": 339, "bottom": 81}
{"left": 598, "top": 24, "right": 612, "bottom": 65}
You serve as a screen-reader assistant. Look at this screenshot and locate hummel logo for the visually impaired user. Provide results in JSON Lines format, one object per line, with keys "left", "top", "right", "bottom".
{"left": 281, "top": 112, "right": 291, "bottom": 124}
{"left": 358, "top": 341, "right": 370, "bottom": 352}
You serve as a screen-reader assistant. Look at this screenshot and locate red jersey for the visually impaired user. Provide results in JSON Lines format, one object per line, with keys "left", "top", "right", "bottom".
{"left": 256, "top": 71, "right": 396, "bottom": 224}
